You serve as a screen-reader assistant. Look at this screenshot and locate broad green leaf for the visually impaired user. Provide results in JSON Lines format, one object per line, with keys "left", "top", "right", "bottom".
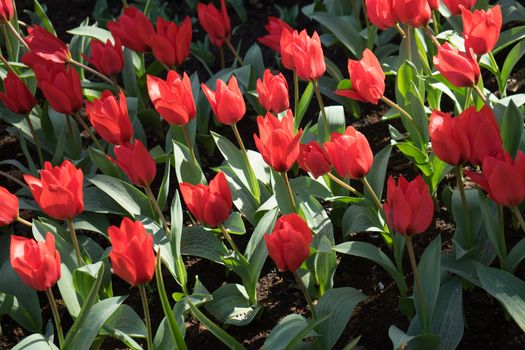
{"left": 67, "top": 25, "right": 114, "bottom": 43}
{"left": 296, "top": 82, "right": 314, "bottom": 129}
{"left": 157, "top": 158, "right": 171, "bottom": 211}
{"left": 181, "top": 226, "right": 229, "bottom": 263}
{"left": 205, "top": 283, "right": 260, "bottom": 326}
{"left": 366, "top": 145, "right": 392, "bottom": 202}
{"left": 500, "top": 100, "right": 523, "bottom": 157}
{"left": 507, "top": 238, "right": 525, "bottom": 273}
{"left": 88, "top": 147, "right": 123, "bottom": 179}
{"left": 172, "top": 140, "right": 206, "bottom": 185}
{"left": 430, "top": 277, "right": 464, "bottom": 350}
{"left": 478, "top": 191, "right": 507, "bottom": 268}
{"left": 309, "top": 12, "right": 366, "bottom": 56}
{"left": 500, "top": 40, "right": 525, "bottom": 95}
{"left": 388, "top": 325, "right": 440, "bottom": 350}
{"left": 263, "top": 314, "right": 311, "bottom": 350}
{"left": 12, "top": 333, "right": 59, "bottom": 350}
{"left": 33, "top": 0, "right": 56, "bottom": 35}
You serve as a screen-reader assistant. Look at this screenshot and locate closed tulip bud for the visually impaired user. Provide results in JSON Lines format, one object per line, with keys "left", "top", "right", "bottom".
{"left": 107, "top": 6, "right": 154, "bottom": 53}
{"left": 291, "top": 30, "right": 326, "bottom": 81}
{"left": 0, "top": 72, "right": 37, "bottom": 115}
{"left": 0, "top": 186, "right": 18, "bottom": 226}
{"left": 0, "top": 0, "right": 14, "bottom": 23}
{"left": 462, "top": 6, "right": 502, "bottom": 56}
{"left": 150, "top": 17, "right": 192, "bottom": 68}
{"left": 113, "top": 140, "right": 156, "bottom": 187}
{"left": 33, "top": 63, "right": 83, "bottom": 115}
{"left": 84, "top": 38, "right": 124, "bottom": 77}
{"left": 258, "top": 16, "right": 293, "bottom": 53}
{"left": 201, "top": 75, "right": 245, "bottom": 125}
{"left": 298, "top": 141, "right": 331, "bottom": 179}
{"left": 147, "top": 71, "right": 196, "bottom": 126}
{"left": 324, "top": 126, "right": 373, "bottom": 179}
{"left": 180, "top": 171, "right": 232, "bottom": 228}
{"left": 280, "top": 28, "right": 296, "bottom": 71}
{"left": 384, "top": 175, "right": 434, "bottom": 236}
{"left": 10, "top": 233, "right": 61, "bottom": 291}
{"left": 466, "top": 152, "right": 525, "bottom": 207}
{"left": 462, "top": 106, "right": 504, "bottom": 166}
{"left": 392, "top": 0, "right": 431, "bottom": 27}
{"left": 264, "top": 214, "right": 312, "bottom": 272}
{"left": 433, "top": 42, "right": 480, "bottom": 87}
{"left": 24, "top": 160, "right": 84, "bottom": 220}
{"left": 108, "top": 218, "right": 155, "bottom": 286}
{"left": 256, "top": 69, "right": 290, "bottom": 114}
{"left": 197, "top": 0, "right": 231, "bottom": 48}
{"left": 443, "top": 0, "right": 476, "bottom": 15}
{"left": 23, "top": 25, "right": 71, "bottom": 64}
{"left": 336, "top": 49, "right": 385, "bottom": 104}
{"left": 427, "top": 0, "right": 439, "bottom": 10}
{"left": 254, "top": 110, "right": 302, "bottom": 172}
{"left": 365, "top": 0, "right": 396, "bottom": 30}
{"left": 85, "top": 90, "right": 133, "bottom": 145}
{"left": 429, "top": 110, "right": 471, "bottom": 166}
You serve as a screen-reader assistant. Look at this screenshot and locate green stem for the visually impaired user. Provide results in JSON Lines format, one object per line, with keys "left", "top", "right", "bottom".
{"left": 424, "top": 25, "right": 440, "bottom": 48}
{"left": 145, "top": 185, "right": 171, "bottom": 238}
{"left": 16, "top": 216, "right": 32, "bottom": 227}
{"left": 464, "top": 87, "right": 472, "bottom": 110}
{"left": 219, "top": 46, "right": 225, "bottom": 70}
{"left": 0, "top": 53, "right": 15, "bottom": 73}
{"left": 232, "top": 123, "right": 260, "bottom": 201}
{"left": 67, "top": 219, "right": 83, "bottom": 267}
{"left": 327, "top": 172, "right": 363, "bottom": 197}
{"left": 181, "top": 124, "right": 197, "bottom": 165}
{"left": 293, "top": 70, "right": 299, "bottom": 121}
{"left": 1, "top": 24, "right": 12, "bottom": 58}
{"left": 70, "top": 59, "right": 114, "bottom": 85}
{"left": 219, "top": 224, "right": 240, "bottom": 253}
{"left": 405, "top": 236, "right": 428, "bottom": 332}
{"left": 72, "top": 112, "right": 105, "bottom": 153}
{"left": 455, "top": 166, "right": 472, "bottom": 248}
{"left": 406, "top": 26, "right": 412, "bottom": 62}
{"left": 472, "top": 85, "right": 488, "bottom": 105}
{"left": 25, "top": 114, "right": 44, "bottom": 167}
{"left": 498, "top": 204, "right": 508, "bottom": 270}
{"left": 380, "top": 96, "right": 414, "bottom": 123}
{"left": 512, "top": 206, "right": 525, "bottom": 235}
{"left": 6, "top": 20, "right": 29, "bottom": 50}
{"left": 432, "top": 12, "right": 439, "bottom": 35}
{"left": 395, "top": 24, "right": 406, "bottom": 37}
{"left": 138, "top": 284, "right": 153, "bottom": 350}
{"left": 361, "top": 176, "right": 382, "bottom": 211}
{"left": 293, "top": 271, "right": 316, "bottom": 318}
{"left": 282, "top": 171, "right": 297, "bottom": 213}
{"left": 313, "top": 80, "right": 331, "bottom": 141}
{"left": 45, "top": 288, "right": 64, "bottom": 348}
{"left": 122, "top": 0, "right": 129, "bottom": 8}
{"left": 224, "top": 38, "right": 244, "bottom": 65}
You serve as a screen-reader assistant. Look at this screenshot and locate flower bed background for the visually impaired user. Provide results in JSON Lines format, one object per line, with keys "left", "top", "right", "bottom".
{"left": 0, "top": 0, "right": 525, "bottom": 349}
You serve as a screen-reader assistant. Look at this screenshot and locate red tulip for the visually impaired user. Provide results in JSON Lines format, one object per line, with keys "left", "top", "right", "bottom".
{"left": 466, "top": 152, "right": 525, "bottom": 207}
{"left": 180, "top": 171, "right": 232, "bottom": 228}
{"left": 84, "top": 38, "right": 124, "bottom": 77}
{"left": 462, "top": 5, "right": 502, "bottom": 56}
{"left": 113, "top": 140, "right": 156, "bottom": 187}
{"left": 280, "top": 28, "right": 296, "bottom": 71}
{"left": 256, "top": 69, "right": 289, "bottom": 114}
{"left": 201, "top": 75, "right": 245, "bottom": 125}
{"left": 298, "top": 141, "right": 331, "bottom": 179}
{"left": 108, "top": 218, "right": 155, "bottom": 286}
{"left": 291, "top": 30, "right": 326, "bottom": 81}
{"left": 336, "top": 49, "right": 385, "bottom": 104}
{"left": 0, "top": 186, "right": 18, "bottom": 226}
{"left": 24, "top": 160, "right": 84, "bottom": 220}
{"left": 147, "top": 71, "right": 196, "bottom": 126}
{"left": 23, "top": 25, "right": 70, "bottom": 64}
{"left": 392, "top": 0, "right": 431, "bottom": 27}
{"left": 107, "top": 6, "right": 154, "bottom": 53}
{"left": 428, "top": 110, "right": 471, "bottom": 166}
{"left": 264, "top": 213, "right": 312, "bottom": 272}
{"left": 0, "top": 72, "right": 37, "bottom": 115}
{"left": 433, "top": 42, "right": 480, "bottom": 87}
{"left": 10, "top": 233, "right": 61, "bottom": 291}
{"left": 257, "top": 16, "right": 293, "bottom": 53}
{"left": 443, "top": 0, "right": 476, "bottom": 15}
{"left": 365, "top": 0, "right": 396, "bottom": 30}
{"left": 33, "top": 62, "right": 83, "bottom": 115}
{"left": 323, "top": 126, "right": 373, "bottom": 179}
{"left": 0, "top": 0, "right": 14, "bottom": 22}
{"left": 427, "top": 0, "right": 439, "bottom": 10}
{"left": 383, "top": 175, "right": 434, "bottom": 236}
{"left": 85, "top": 90, "right": 133, "bottom": 145}
{"left": 254, "top": 110, "right": 302, "bottom": 172}
{"left": 197, "top": 0, "right": 231, "bottom": 48}
{"left": 150, "top": 16, "right": 192, "bottom": 68}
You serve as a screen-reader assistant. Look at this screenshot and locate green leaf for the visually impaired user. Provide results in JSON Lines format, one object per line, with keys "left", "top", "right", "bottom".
{"left": 388, "top": 325, "right": 440, "bottom": 350}
{"left": 430, "top": 277, "right": 464, "bottom": 350}
{"left": 67, "top": 25, "right": 114, "bottom": 43}
{"left": 88, "top": 147, "right": 123, "bottom": 179}
{"left": 309, "top": 12, "right": 366, "bottom": 56}
{"left": 33, "top": 0, "right": 56, "bottom": 35}
{"left": 366, "top": 145, "right": 392, "bottom": 202}
{"left": 157, "top": 158, "right": 171, "bottom": 211}
{"left": 500, "top": 100, "right": 523, "bottom": 158}
{"left": 478, "top": 191, "right": 506, "bottom": 268}
{"left": 12, "top": 333, "right": 59, "bottom": 350}
{"left": 223, "top": 212, "right": 246, "bottom": 235}
{"left": 172, "top": 140, "right": 206, "bottom": 185}
{"left": 500, "top": 40, "right": 525, "bottom": 95}
{"left": 296, "top": 82, "right": 314, "bottom": 129}
{"left": 181, "top": 226, "right": 229, "bottom": 263}
{"left": 507, "top": 238, "right": 525, "bottom": 273}
{"left": 100, "top": 305, "right": 146, "bottom": 350}
{"left": 205, "top": 283, "right": 260, "bottom": 326}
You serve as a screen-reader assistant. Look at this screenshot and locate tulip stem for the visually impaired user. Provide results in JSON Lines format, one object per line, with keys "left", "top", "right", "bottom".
{"left": 464, "top": 87, "right": 472, "bottom": 110}
{"left": 405, "top": 236, "right": 428, "bottom": 332}
{"left": 395, "top": 24, "right": 406, "bottom": 38}
{"left": 455, "top": 166, "right": 472, "bottom": 248}
{"left": 182, "top": 124, "right": 198, "bottom": 166}
{"left": 69, "top": 59, "right": 115, "bottom": 86}
{"left": 313, "top": 80, "right": 331, "bottom": 141}
{"left": 293, "top": 271, "right": 316, "bottom": 318}
{"left": 0, "top": 53, "right": 15, "bottom": 73}
{"left": 361, "top": 176, "right": 382, "bottom": 211}
{"left": 432, "top": 12, "right": 439, "bottom": 36}
{"left": 72, "top": 113, "right": 105, "bottom": 153}
{"left": 293, "top": 70, "right": 299, "bottom": 121}
{"left": 45, "top": 288, "right": 64, "bottom": 348}
{"left": 498, "top": 204, "right": 508, "bottom": 270}
{"left": 282, "top": 171, "right": 297, "bottom": 213}
{"left": 219, "top": 47, "right": 225, "bottom": 70}
{"left": 219, "top": 224, "right": 240, "bottom": 254}
{"left": 512, "top": 206, "right": 525, "bottom": 235}
{"left": 138, "top": 284, "right": 153, "bottom": 350}
{"left": 0, "top": 170, "right": 28, "bottom": 190}
{"left": 67, "top": 219, "right": 83, "bottom": 266}
{"left": 5, "top": 21, "right": 30, "bottom": 50}
{"left": 327, "top": 172, "right": 363, "bottom": 197}
{"left": 16, "top": 216, "right": 32, "bottom": 227}
{"left": 472, "top": 85, "right": 489, "bottom": 105}
{"left": 380, "top": 96, "right": 414, "bottom": 123}
{"left": 406, "top": 26, "right": 412, "bottom": 62}
{"left": 224, "top": 38, "right": 244, "bottom": 65}
{"left": 25, "top": 114, "right": 44, "bottom": 167}
{"left": 145, "top": 185, "right": 171, "bottom": 238}
{"left": 424, "top": 25, "right": 440, "bottom": 48}
{"left": 121, "top": 0, "right": 129, "bottom": 8}
{"left": 1, "top": 25, "right": 13, "bottom": 58}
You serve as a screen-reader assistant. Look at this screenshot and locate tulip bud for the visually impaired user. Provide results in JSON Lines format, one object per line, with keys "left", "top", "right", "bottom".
{"left": 429, "top": 110, "right": 471, "bottom": 166}
{"left": 462, "top": 5, "right": 502, "bottom": 56}
{"left": 84, "top": 38, "right": 124, "bottom": 77}
{"left": 180, "top": 171, "right": 232, "bottom": 228}
{"left": 280, "top": 28, "right": 296, "bottom": 71}
{"left": 108, "top": 218, "right": 155, "bottom": 286}
{"left": 264, "top": 213, "right": 312, "bottom": 272}
{"left": 113, "top": 140, "right": 157, "bottom": 188}
{"left": 256, "top": 69, "right": 290, "bottom": 114}
{"left": 442, "top": 0, "right": 476, "bottom": 16}
{"left": 150, "top": 16, "right": 192, "bottom": 68}
{"left": 201, "top": 75, "right": 245, "bottom": 125}
{"left": 462, "top": 106, "right": 504, "bottom": 166}
{"left": 392, "top": 0, "right": 431, "bottom": 27}
{"left": 324, "top": 126, "right": 373, "bottom": 179}
{"left": 0, "top": 72, "right": 37, "bottom": 115}
{"left": 365, "top": 0, "right": 396, "bottom": 30}
{"left": 298, "top": 141, "right": 331, "bottom": 179}
{"left": 0, "top": 0, "right": 14, "bottom": 23}
{"left": 291, "top": 30, "right": 326, "bottom": 81}
{"left": 107, "top": 6, "right": 154, "bottom": 53}
{"left": 197, "top": 0, "right": 231, "bottom": 48}
{"left": 433, "top": 42, "right": 480, "bottom": 87}
{"left": 10, "top": 233, "right": 61, "bottom": 291}
{"left": 383, "top": 175, "right": 434, "bottom": 236}
{"left": 24, "top": 160, "right": 84, "bottom": 220}
{"left": 0, "top": 186, "right": 18, "bottom": 226}
{"left": 258, "top": 16, "right": 293, "bottom": 53}
{"left": 23, "top": 25, "right": 71, "bottom": 64}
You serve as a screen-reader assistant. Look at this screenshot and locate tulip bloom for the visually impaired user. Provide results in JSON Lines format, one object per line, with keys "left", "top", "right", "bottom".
{"left": 280, "top": 28, "right": 296, "bottom": 71}
{"left": 84, "top": 38, "right": 124, "bottom": 77}
{"left": 108, "top": 218, "right": 155, "bottom": 286}
{"left": 256, "top": 69, "right": 290, "bottom": 114}
{"left": 443, "top": 0, "right": 476, "bottom": 15}
{"left": 324, "top": 126, "right": 373, "bottom": 179}
{"left": 150, "top": 16, "right": 192, "bottom": 68}
{"left": 24, "top": 160, "right": 84, "bottom": 220}
{"left": 24, "top": 25, "right": 71, "bottom": 64}
{"left": 428, "top": 110, "right": 471, "bottom": 166}
{"left": 433, "top": 43, "right": 480, "bottom": 87}
{"left": 467, "top": 152, "right": 525, "bottom": 207}
{"left": 0, "top": 72, "right": 38, "bottom": 115}
{"left": 107, "top": 6, "right": 154, "bottom": 53}
{"left": 365, "top": 0, "right": 396, "bottom": 30}
{"left": 383, "top": 175, "right": 434, "bottom": 236}
{"left": 264, "top": 213, "right": 312, "bottom": 272}
{"left": 392, "top": 0, "right": 431, "bottom": 27}
{"left": 147, "top": 71, "right": 196, "bottom": 126}
{"left": 258, "top": 16, "right": 293, "bottom": 53}
{"left": 113, "top": 140, "right": 157, "bottom": 187}
{"left": 298, "top": 141, "right": 331, "bottom": 179}
{"left": 462, "top": 106, "right": 503, "bottom": 166}
{"left": 462, "top": 6, "right": 502, "bottom": 56}
{"left": 197, "top": 0, "right": 231, "bottom": 48}
{"left": 180, "top": 171, "right": 232, "bottom": 228}
{"left": 201, "top": 75, "right": 245, "bottom": 125}
{"left": 336, "top": 49, "right": 385, "bottom": 104}
{"left": 0, "top": 186, "right": 18, "bottom": 226}
{"left": 85, "top": 90, "right": 133, "bottom": 145}
{"left": 292, "top": 30, "right": 326, "bottom": 81}
{"left": 10, "top": 233, "right": 61, "bottom": 291}
{"left": 427, "top": 0, "right": 439, "bottom": 10}
{"left": 254, "top": 110, "right": 302, "bottom": 173}
{"left": 0, "top": 0, "right": 13, "bottom": 22}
